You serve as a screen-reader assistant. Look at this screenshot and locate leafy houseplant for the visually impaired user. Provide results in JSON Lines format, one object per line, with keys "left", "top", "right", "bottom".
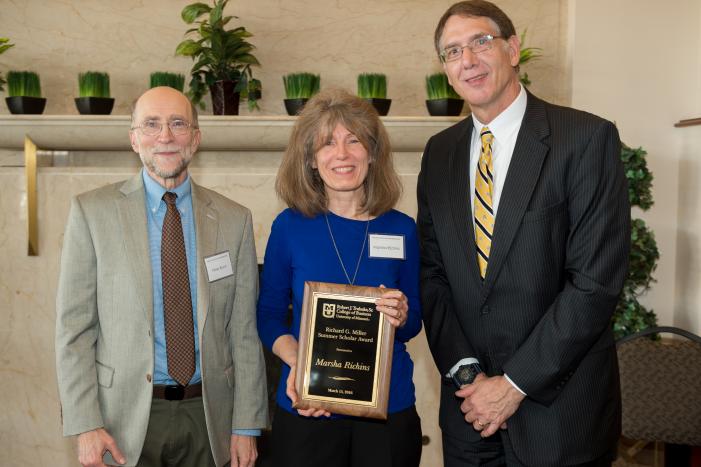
{"left": 0, "top": 37, "right": 15, "bottom": 93}
{"left": 175, "top": 0, "right": 261, "bottom": 114}
{"left": 613, "top": 144, "right": 659, "bottom": 339}
{"left": 5, "top": 71, "right": 46, "bottom": 114}
{"left": 357, "top": 73, "right": 391, "bottom": 116}
{"left": 150, "top": 72, "right": 186, "bottom": 91}
{"left": 425, "top": 72, "right": 463, "bottom": 116}
{"left": 282, "top": 72, "right": 320, "bottom": 115}
{"left": 518, "top": 29, "right": 542, "bottom": 86}
{"left": 75, "top": 71, "right": 114, "bottom": 115}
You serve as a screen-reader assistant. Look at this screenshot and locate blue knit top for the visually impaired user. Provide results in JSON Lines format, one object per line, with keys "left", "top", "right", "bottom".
{"left": 257, "top": 208, "right": 422, "bottom": 415}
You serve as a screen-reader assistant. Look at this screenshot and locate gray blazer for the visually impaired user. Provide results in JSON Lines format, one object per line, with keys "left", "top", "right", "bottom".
{"left": 56, "top": 172, "right": 268, "bottom": 467}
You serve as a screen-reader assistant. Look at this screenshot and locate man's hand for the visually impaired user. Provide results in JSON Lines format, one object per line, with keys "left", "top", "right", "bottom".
{"left": 230, "top": 434, "right": 257, "bottom": 467}
{"left": 77, "top": 428, "right": 125, "bottom": 466}
{"left": 456, "top": 374, "right": 525, "bottom": 438}
{"left": 286, "top": 364, "right": 331, "bottom": 418}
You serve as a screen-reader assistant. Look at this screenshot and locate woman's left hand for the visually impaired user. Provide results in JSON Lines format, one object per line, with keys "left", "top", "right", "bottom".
{"left": 375, "top": 285, "right": 408, "bottom": 328}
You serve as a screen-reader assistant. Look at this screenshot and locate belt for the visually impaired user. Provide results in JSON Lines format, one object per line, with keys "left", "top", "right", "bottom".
{"left": 152, "top": 383, "right": 202, "bottom": 401}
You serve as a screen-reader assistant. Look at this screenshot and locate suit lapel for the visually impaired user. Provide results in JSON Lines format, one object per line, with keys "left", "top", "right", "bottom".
{"left": 449, "top": 118, "right": 484, "bottom": 287}
{"left": 482, "top": 94, "right": 550, "bottom": 297}
{"left": 117, "top": 172, "right": 153, "bottom": 325}
{"left": 192, "top": 182, "right": 218, "bottom": 345}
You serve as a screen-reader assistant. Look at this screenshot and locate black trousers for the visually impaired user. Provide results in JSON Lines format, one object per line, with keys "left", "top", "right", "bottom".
{"left": 270, "top": 405, "right": 422, "bottom": 467}
{"left": 442, "top": 430, "right": 613, "bottom": 467}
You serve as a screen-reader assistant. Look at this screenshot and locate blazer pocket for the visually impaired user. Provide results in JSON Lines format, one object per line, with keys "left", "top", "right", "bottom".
{"left": 96, "top": 360, "right": 115, "bottom": 388}
{"left": 224, "top": 364, "right": 234, "bottom": 388}
{"left": 521, "top": 200, "right": 567, "bottom": 224}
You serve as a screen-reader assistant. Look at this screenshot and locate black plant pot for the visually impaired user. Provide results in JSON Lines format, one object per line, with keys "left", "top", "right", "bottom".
{"left": 5, "top": 96, "right": 46, "bottom": 115}
{"left": 209, "top": 80, "right": 240, "bottom": 115}
{"left": 426, "top": 98, "right": 464, "bottom": 116}
{"left": 365, "top": 98, "right": 391, "bottom": 116}
{"left": 284, "top": 98, "right": 308, "bottom": 116}
{"left": 74, "top": 97, "right": 115, "bottom": 115}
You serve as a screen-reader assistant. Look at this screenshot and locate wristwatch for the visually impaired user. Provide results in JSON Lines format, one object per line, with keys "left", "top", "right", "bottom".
{"left": 448, "top": 358, "right": 483, "bottom": 388}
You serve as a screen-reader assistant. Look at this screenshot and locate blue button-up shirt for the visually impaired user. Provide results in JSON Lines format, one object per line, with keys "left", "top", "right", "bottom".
{"left": 143, "top": 171, "right": 201, "bottom": 386}
{"left": 142, "top": 171, "right": 259, "bottom": 436}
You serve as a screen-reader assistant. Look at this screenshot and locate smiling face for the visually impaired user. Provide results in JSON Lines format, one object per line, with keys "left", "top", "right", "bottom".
{"left": 129, "top": 86, "right": 201, "bottom": 189}
{"left": 440, "top": 15, "right": 521, "bottom": 123}
{"left": 312, "top": 123, "right": 370, "bottom": 206}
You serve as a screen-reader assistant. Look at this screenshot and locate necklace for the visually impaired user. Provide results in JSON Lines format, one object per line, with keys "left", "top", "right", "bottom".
{"left": 324, "top": 213, "right": 370, "bottom": 286}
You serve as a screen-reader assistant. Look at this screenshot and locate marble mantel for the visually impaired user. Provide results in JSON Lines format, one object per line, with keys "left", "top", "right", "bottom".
{"left": 0, "top": 115, "right": 460, "bottom": 153}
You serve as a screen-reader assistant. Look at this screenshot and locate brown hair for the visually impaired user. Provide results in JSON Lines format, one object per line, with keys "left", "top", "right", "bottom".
{"left": 434, "top": 0, "right": 517, "bottom": 54}
{"left": 276, "top": 88, "right": 401, "bottom": 217}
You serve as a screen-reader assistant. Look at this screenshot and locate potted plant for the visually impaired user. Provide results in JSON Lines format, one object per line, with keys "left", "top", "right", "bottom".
{"left": 5, "top": 71, "right": 46, "bottom": 114}
{"left": 425, "top": 72, "right": 463, "bottom": 116}
{"left": 175, "top": 0, "right": 261, "bottom": 114}
{"left": 150, "top": 72, "right": 186, "bottom": 91}
{"left": 75, "top": 71, "right": 114, "bottom": 115}
{"left": 283, "top": 72, "right": 319, "bottom": 116}
{"left": 357, "top": 73, "right": 391, "bottom": 116}
{"left": 518, "top": 29, "right": 542, "bottom": 86}
{"left": 0, "top": 37, "right": 15, "bottom": 94}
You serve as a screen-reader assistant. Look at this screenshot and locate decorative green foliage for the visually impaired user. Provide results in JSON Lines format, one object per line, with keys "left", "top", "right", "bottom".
{"left": 175, "top": 0, "right": 261, "bottom": 110}
{"left": 613, "top": 143, "right": 659, "bottom": 339}
{"left": 518, "top": 29, "right": 542, "bottom": 86}
{"left": 7, "top": 71, "right": 42, "bottom": 98}
{"left": 357, "top": 73, "right": 387, "bottom": 99}
{"left": 283, "top": 73, "right": 320, "bottom": 99}
{"left": 150, "top": 72, "right": 186, "bottom": 91}
{"left": 0, "top": 37, "right": 16, "bottom": 93}
{"left": 425, "top": 73, "right": 460, "bottom": 100}
{"left": 621, "top": 144, "right": 654, "bottom": 210}
{"left": 78, "top": 71, "right": 110, "bottom": 98}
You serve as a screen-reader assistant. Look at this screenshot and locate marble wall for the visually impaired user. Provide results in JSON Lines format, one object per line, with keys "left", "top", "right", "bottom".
{"left": 0, "top": 0, "right": 568, "bottom": 116}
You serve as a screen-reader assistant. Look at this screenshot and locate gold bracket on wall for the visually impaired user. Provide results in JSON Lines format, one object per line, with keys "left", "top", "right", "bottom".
{"left": 25, "top": 136, "right": 38, "bottom": 256}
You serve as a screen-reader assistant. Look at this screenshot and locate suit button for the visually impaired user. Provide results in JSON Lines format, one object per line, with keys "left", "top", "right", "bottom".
{"left": 480, "top": 305, "right": 490, "bottom": 315}
{"left": 146, "top": 374, "right": 152, "bottom": 383}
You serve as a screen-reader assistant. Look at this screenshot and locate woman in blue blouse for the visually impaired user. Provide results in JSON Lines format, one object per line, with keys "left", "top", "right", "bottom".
{"left": 257, "top": 88, "right": 422, "bottom": 467}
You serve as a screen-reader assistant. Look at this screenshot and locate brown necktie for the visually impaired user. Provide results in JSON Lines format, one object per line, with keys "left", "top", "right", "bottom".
{"left": 161, "top": 192, "right": 195, "bottom": 386}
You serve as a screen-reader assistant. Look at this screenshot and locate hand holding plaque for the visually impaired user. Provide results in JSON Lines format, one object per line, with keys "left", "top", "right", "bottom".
{"left": 293, "top": 281, "right": 395, "bottom": 420}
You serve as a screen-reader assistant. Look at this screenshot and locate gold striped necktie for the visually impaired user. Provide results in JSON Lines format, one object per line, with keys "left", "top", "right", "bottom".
{"left": 474, "top": 127, "right": 494, "bottom": 279}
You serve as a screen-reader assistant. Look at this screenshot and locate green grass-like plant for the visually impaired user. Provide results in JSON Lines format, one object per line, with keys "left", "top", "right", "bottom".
{"left": 78, "top": 71, "right": 110, "bottom": 98}
{"left": 7, "top": 71, "right": 42, "bottom": 98}
{"left": 425, "top": 73, "right": 460, "bottom": 100}
{"left": 150, "top": 72, "right": 186, "bottom": 91}
{"left": 357, "top": 73, "right": 387, "bottom": 99}
{"left": 283, "top": 72, "right": 320, "bottom": 99}
{"left": 0, "top": 37, "right": 15, "bottom": 93}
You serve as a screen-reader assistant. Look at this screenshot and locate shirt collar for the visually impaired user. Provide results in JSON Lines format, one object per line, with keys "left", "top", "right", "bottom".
{"left": 472, "top": 83, "right": 527, "bottom": 142}
{"left": 142, "top": 169, "right": 192, "bottom": 212}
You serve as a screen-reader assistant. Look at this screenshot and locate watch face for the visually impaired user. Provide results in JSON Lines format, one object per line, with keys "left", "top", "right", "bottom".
{"left": 457, "top": 365, "right": 476, "bottom": 384}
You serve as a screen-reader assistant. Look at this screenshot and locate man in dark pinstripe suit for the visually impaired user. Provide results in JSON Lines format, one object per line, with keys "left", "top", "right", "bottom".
{"left": 417, "top": 2, "right": 630, "bottom": 466}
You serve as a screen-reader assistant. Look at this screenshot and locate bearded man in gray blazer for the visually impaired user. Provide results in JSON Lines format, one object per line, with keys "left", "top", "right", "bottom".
{"left": 56, "top": 86, "right": 267, "bottom": 467}
{"left": 418, "top": 1, "right": 630, "bottom": 466}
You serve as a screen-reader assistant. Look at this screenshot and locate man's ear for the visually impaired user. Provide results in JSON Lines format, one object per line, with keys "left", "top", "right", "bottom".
{"left": 507, "top": 35, "right": 521, "bottom": 67}
{"left": 191, "top": 129, "right": 202, "bottom": 153}
{"left": 129, "top": 131, "right": 139, "bottom": 154}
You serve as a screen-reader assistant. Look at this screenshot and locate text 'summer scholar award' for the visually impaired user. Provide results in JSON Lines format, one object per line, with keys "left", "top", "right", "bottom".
{"left": 294, "top": 282, "right": 395, "bottom": 420}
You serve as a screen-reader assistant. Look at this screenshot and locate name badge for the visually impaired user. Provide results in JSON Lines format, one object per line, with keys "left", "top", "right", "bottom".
{"left": 204, "top": 251, "right": 234, "bottom": 282}
{"left": 368, "top": 234, "right": 405, "bottom": 260}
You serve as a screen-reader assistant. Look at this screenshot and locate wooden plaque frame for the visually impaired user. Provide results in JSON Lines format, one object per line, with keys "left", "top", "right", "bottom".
{"left": 294, "top": 281, "right": 395, "bottom": 420}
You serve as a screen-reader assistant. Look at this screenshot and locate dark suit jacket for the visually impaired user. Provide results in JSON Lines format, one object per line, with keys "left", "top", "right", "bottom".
{"left": 417, "top": 93, "right": 630, "bottom": 466}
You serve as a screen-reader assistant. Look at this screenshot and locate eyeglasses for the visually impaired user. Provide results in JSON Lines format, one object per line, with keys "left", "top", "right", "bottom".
{"left": 439, "top": 34, "right": 502, "bottom": 63}
{"left": 131, "top": 119, "right": 196, "bottom": 136}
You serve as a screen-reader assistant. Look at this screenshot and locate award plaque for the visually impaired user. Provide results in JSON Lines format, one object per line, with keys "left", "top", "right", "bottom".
{"left": 294, "top": 281, "right": 395, "bottom": 420}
